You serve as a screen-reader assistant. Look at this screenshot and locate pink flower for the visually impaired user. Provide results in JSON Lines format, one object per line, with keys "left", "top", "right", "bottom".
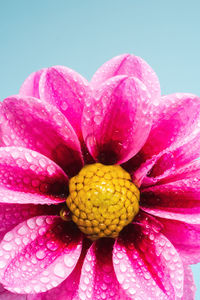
{"left": 0, "top": 54, "right": 199, "bottom": 299}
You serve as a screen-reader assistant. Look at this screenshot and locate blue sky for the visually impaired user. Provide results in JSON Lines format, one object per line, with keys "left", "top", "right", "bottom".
{"left": 0, "top": 0, "right": 200, "bottom": 297}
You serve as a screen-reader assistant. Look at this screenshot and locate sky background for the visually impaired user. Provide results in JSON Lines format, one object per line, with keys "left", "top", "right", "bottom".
{"left": 0, "top": 0, "right": 200, "bottom": 298}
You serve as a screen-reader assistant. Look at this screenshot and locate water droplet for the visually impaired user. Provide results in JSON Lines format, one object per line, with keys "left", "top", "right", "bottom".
{"left": 0, "top": 260, "right": 6, "bottom": 269}
{"left": 2, "top": 243, "right": 12, "bottom": 251}
{"left": 46, "top": 241, "right": 58, "bottom": 251}
{"left": 64, "top": 255, "right": 75, "bottom": 268}
{"left": 144, "top": 272, "right": 151, "bottom": 280}
{"left": 18, "top": 225, "right": 28, "bottom": 235}
{"left": 129, "top": 288, "right": 136, "bottom": 295}
{"left": 54, "top": 263, "right": 65, "bottom": 278}
{"left": 36, "top": 250, "right": 46, "bottom": 260}
{"left": 3, "top": 232, "right": 13, "bottom": 242}
{"left": 40, "top": 277, "right": 50, "bottom": 283}
{"left": 61, "top": 102, "right": 68, "bottom": 111}
{"left": 120, "top": 262, "right": 127, "bottom": 273}
{"left": 85, "top": 263, "right": 91, "bottom": 272}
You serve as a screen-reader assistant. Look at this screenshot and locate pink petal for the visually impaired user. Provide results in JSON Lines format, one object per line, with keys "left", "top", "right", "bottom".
{"left": 141, "top": 207, "right": 200, "bottom": 225}
{"left": 157, "top": 217, "right": 200, "bottom": 264}
{"left": 113, "top": 223, "right": 184, "bottom": 299}
{"left": 82, "top": 75, "right": 152, "bottom": 164}
{"left": 142, "top": 93, "right": 200, "bottom": 157}
{"left": 0, "top": 203, "right": 55, "bottom": 241}
{"left": 134, "top": 93, "right": 200, "bottom": 180}
{"left": 0, "top": 147, "right": 68, "bottom": 204}
{"left": 0, "top": 216, "right": 82, "bottom": 294}
{"left": 182, "top": 265, "right": 196, "bottom": 300}
{"left": 39, "top": 66, "right": 91, "bottom": 140}
{"left": 91, "top": 53, "right": 161, "bottom": 105}
{"left": 133, "top": 210, "right": 163, "bottom": 233}
{"left": 0, "top": 189, "right": 65, "bottom": 206}
{"left": 0, "top": 96, "right": 83, "bottom": 176}
{"left": 138, "top": 137, "right": 200, "bottom": 188}
{"left": 27, "top": 240, "right": 89, "bottom": 300}
{"left": 76, "top": 239, "right": 129, "bottom": 300}
{"left": 143, "top": 155, "right": 200, "bottom": 186}
{"left": 19, "top": 69, "right": 46, "bottom": 99}
{"left": 0, "top": 284, "right": 26, "bottom": 299}
{"left": 141, "top": 159, "right": 200, "bottom": 222}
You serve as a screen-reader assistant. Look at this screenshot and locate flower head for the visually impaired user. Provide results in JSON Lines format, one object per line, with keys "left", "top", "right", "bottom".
{"left": 0, "top": 54, "right": 199, "bottom": 299}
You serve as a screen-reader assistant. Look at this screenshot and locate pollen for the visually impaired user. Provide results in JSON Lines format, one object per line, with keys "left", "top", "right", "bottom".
{"left": 65, "top": 163, "right": 140, "bottom": 240}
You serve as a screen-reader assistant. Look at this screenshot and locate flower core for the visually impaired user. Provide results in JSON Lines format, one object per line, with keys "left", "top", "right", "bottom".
{"left": 66, "top": 163, "right": 140, "bottom": 240}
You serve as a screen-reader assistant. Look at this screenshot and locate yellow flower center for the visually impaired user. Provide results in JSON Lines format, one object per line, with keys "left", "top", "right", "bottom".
{"left": 65, "top": 163, "right": 140, "bottom": 240}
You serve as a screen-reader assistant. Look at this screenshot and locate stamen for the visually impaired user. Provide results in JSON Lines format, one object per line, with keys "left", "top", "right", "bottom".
{"left": 65, "top": 163, "right": 140, "bottom": 240}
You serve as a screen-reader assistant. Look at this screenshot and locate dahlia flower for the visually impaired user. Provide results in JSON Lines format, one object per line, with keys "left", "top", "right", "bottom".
{"left": 0, "top": 54, "right": 199, "bottom": 300}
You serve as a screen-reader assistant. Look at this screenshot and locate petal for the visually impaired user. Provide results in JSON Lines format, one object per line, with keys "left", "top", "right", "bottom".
{"left": 134, "top": 93, "right": 200, "bottom": 180}
{"left": 0, "top": 189, "right": 65, "bottom": 207}
{"left": 39, "top": 66, "right": 91, "bottom": 140}
{"left": 0, "top": 96, "right": 83, "bottom": 176}
{"left": 141, "top": 160, "right": 200, "bottom": 223}
{"left": 76, "top": 239, "right": 129, "bottom": 300}
{"left": 19, "top": 69, "right": 46, "bottom": 99}
{"left": 0, "top": 147, "right": 68, "bottom": 204}
{"left": 0, "top": 216, "right": 82, "bottom": 294}
{"left": 0, "top": 284, "right": 26, "bottom": 299}
{"left": 142, "top": 93, "right": 200, "bottom": 158}
{"left": 182, "top": 265, "right": 196, "bottom": 300}
{"left": 157, "top": 217, "right": 200, "bottom": 264}
{"left": 27, "top": 239, "right": 89, "bottom": 300}
{"left": 142, "top": 155, "right": 200, "bottom": 187}
{"left": 82, "top": 76, "right": 152, "bottom": 164}
{"left": 91, "top": 53, "right": 161, "bottom": 105}
{"left": 133, "top": 210, "right": 163, "bottom": 233}
{"left": 0, "top": 203, "right": 55, "bottom": 241}
{"left": 113, "top": 223, "right": 184, "bottom": 299}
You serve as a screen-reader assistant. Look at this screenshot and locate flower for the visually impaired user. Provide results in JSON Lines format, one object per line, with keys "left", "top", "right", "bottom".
{"left": 0, "top": 53, "right": 199, "bottom": 299}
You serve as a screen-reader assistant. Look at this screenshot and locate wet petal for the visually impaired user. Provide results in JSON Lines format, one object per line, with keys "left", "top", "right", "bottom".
{"left": 39, "top": 66, "right": 91, "bottom": 140}
{"left": 113, "top": 223, "right": 184, "bottom": 299}
{"left": 141, "top": 93, "right": 200, "bottom": 157}
{"left": 77, "top": 239, "right": 128, "bottom": 300}
{"left": 0, "top": 216, "right": 82, "bottom": 294}
{"left": 27, "top": 240, "right": 89, "bottom": 300}
{"left": 0, "top": 284, "right": 26, "bottom": 299}
{"left": 136, "top": 150, "right": 200, "bottom": 189}
{"left": 19, "top": 69, "right": 46, "bottom": 99}
{"left": 0, "top": 147, "right": 68, "bottom": 204}
{"left": 182, "top": 265, "right": 196, "bottom": 300}
{"left": 141, "top": 160, "right": 200, "bottom": 223}
{"left": 157, "top": 217, "right": 200, "bottom": 264}
{"left": 0, "top": 203, "right": 55, "bottom": 241}
{"left": 134, "top": 93, "right": 200, "bottom": 178}
{"left": 91, "top": 53, "right": 161, "bottom": 105}
{"left": 82, "top": 75, "right": 152, "bottom": 164}
{"left": 133, "top": 210, "right": 163, "bottom": 232}
{"left": 0, "top": 96, "right": 83, "bottom": 176}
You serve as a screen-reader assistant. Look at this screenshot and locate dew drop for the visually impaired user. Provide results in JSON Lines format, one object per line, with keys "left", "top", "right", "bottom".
{"left": 54, "top": 263, "right": 65, "bottom": 278}
{"left": 120, "top": 262, "right": 127, "bottom": 273}
{"left": 144, "top": 272, "right": 151, "bottom": 280}
{"left": 40, "top": 277, "right": 50, "bottom": 283}
{"left": 36, "top": 250, "right": 46, "bottom": 260}
{"left": 3, "top": 232, "right": 13, "bottom": 242}
{"left": 64, "top": 255, "right": 75, "bottom": 268}
{"left": 2, "top": 243, "right": 12, "bottom": 251}
{"left": 0, "top": 260, "right": 6, "bottom": 269}
{"left": 18, "top": 225, "right": 28, "bottom": 235}
{"left": 61, "top": 102, "right": 68, "bottom": 111}
{"left": 129, "top": 288, "right": 136, "bottom": 295}
{"left": 85, "top": 263, "right": 91, "bottom": 272}
{"left": 46, "top": 241, "right": 59, "bottom": 251}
